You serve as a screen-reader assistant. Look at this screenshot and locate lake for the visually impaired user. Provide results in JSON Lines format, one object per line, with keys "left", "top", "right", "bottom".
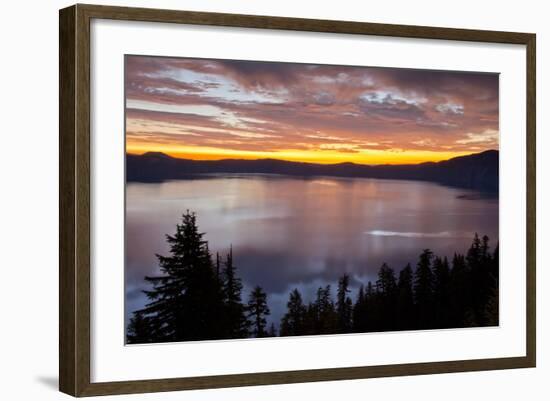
{"left": 125, "top": 175, "right": 498, "bottom": 328}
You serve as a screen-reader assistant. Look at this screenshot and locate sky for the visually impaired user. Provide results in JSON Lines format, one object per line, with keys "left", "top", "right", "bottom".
{"left": 125, "top": 55, "right": 499, "bottom": 165}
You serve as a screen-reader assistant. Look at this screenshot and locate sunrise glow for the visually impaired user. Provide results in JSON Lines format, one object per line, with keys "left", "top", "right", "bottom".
{"left": 125, "top": 56, "right": 499, "bottom": 165}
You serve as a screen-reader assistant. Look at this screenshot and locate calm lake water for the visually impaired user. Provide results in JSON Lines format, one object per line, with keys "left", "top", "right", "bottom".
{"left": 125, "top": 175, "right": 498, "bottom": 328}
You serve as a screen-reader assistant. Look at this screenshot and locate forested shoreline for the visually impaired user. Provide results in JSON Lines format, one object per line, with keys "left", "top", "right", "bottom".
{"left": 127, "top": 211, "right": 498, "bottom": 344}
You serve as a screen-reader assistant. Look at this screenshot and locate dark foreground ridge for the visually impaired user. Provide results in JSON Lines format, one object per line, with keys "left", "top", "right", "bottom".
{"left": 127, "top": 149, "right": 499, "bottom": 192}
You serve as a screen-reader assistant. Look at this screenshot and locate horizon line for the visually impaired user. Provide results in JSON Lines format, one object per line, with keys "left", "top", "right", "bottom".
{"left": 126, "top": 149, "right": 498, "bottom": 167}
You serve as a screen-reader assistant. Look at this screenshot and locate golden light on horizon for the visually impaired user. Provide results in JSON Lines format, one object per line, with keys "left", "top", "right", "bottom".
{"left": 124, "top": 56, "right": 499, "bottom": 167}
{"left": 126, "top": 142, "right": 475, "bottom": 165}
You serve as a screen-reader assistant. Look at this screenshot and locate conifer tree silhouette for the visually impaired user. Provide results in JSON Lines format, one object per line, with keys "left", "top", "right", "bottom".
{"left": 352, "top": 284, "right": 368, "bottom": 332}
{"left": 268, "top": 322, "right": 277, "bottom": 337}
{"left": 247, "top": 286, "right": 270, "bottom": 338}
{"left": 449, "top": 252, "right": 472, "bottom": 326}
{"left": 126, "top": 311, "right": 152, "bottom": 344}
{"left": 397, "top": 263, "right": 414, "bottom": 330}
{"left": 433, "top": 256, "right": 451, "bottom": 327}
{"left": 131, "top": 211, "right": 223, "bottom": 343}
{"left": 280, "top": 288, "right": 307, "bottom": 336}
{"left": 414, "top": 249, "right": 434, "bottom": 329}
{"left": 336, "top": 274, "right": 353, "bottom": 333}
{"left": 376, "top": 263, "right": 398, "bottom": 330}
{"left": 221, "top": 246, "right": 249, "bottom": 338}
{"left": 484, "top": 244, "right": 499, "bottom": 325}
{"left": 311, "top": 285, "right": 337, "bottom": 334}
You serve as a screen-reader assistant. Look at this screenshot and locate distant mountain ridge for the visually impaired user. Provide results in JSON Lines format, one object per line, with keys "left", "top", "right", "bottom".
{"left": 127, "top": 150, "right": 499, "bottom": 192}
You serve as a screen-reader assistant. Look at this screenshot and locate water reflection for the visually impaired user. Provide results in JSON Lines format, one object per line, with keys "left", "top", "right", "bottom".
{"left": 126, "top": 175, "right": 498, "bottom": 327}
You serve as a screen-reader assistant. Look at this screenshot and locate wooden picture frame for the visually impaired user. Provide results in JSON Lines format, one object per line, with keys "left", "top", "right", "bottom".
{"left": 59, "top": 3, "right": 536, "bottom": 397}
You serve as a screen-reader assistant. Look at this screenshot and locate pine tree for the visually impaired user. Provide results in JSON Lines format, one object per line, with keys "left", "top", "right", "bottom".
{"left": 312, "top": 285, "right": 337, "bottom": 334}
{"left": 247, "top": 286, "right": 270, "bottom": 338}
{"left": 484, "top": 285, "right": 499, "bottom": 326}
{"left": 365, "top": 281, "right": 376, "bottom": 299}
{"left": 433, "top": 256, "right": 451, "bottom": 327}
{"left": 280, "top": 288, "right": 307, "bottom": 336}
{"left": 336, "top": 274, "right": 353, "bottom": 333}
{"left": 467, "top": 233, "right": 484, "bottom": 324}
{"left": 126, "top": 311, "right": 152, "bottom": 344}
{"left": 467, "top": 233, "right": 482, "bottom": 268}
{"left": 449, "top": 252, "right": 473, "bottom": 326}
{"left": 268, "top": 322, "right": 277, "bottom": 337}
{"left": 491, "top": 244, "right": 499, "bottom": 281}
{"left": 377, "top": 263, "right": 397, "bottom": 295}
{"left": 215, "top": 252, "right": 221, "bottom": 286}
{"left": 484, "top": 243, "right": 499, "bottom": 325}
{"left": 364, "top": 281, "right": 380, "bottom": 331}
{"left": 135, "top": 211, "right": 223, "bottom": 342}
{"left": 472, "top": 234, "right": 494, "bottom": 324}
{"left": 376, "top": 263, "right": 398, "bottom": 330}
{"left": 481, "top": 235, "right": 490, "bottom": 262}
{"left": 304, "top": 302, "right": 317, "bottom": 335}
{"left": 414, "top": 249, "right": 434, "bottom": 329}
{"left": 352, "top": 284, "right": 368, "bottom": 332}
{"left": 221, "top": 247, "right": 249, "bottom": 338}
{"left": 397, "top": 263, "right": 414, "bottom": 330}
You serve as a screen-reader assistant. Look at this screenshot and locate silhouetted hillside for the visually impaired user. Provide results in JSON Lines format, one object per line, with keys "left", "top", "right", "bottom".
{"left": 127, "top": 150, "right": 499, "bottom": 192}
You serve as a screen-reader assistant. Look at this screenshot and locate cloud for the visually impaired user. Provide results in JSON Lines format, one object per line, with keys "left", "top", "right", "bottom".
{"left": 436, "top": 102, "right": 464, "bottom": 115}
{"left": 455, "top": 129, "right": 499, "bottom": 145}
{"left": 125, "top": 56, "right": 499, "bottom": 161}
{"left": 412, "top": 138, "right": 437, "bottom": 147}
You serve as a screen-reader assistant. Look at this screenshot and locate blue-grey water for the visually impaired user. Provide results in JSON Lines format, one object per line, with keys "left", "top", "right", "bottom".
{"left": 125, "top": 175, "right": 498, "bottom": 330}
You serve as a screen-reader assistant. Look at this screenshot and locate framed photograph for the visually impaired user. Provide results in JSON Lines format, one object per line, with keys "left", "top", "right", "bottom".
{"left": 59, "top": 4, "right": 536, "bottom": 397}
